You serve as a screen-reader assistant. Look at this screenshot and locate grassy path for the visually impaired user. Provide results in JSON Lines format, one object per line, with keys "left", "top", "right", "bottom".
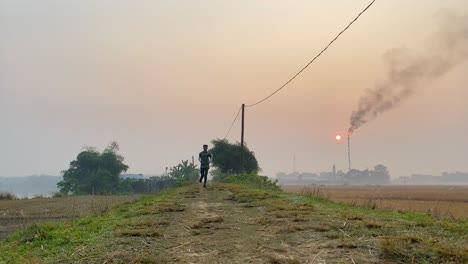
{"left": 1, "top": 183, "right": 467, "bottom": 263}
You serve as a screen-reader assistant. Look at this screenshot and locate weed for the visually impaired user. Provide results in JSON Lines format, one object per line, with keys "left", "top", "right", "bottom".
{"left": 299, "top": 186, "right": 330, "bottom": 200}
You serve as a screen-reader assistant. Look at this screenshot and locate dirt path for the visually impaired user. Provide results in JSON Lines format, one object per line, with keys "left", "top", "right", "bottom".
{"left": 90, "top": 184, "right": 382, "bottom": 264}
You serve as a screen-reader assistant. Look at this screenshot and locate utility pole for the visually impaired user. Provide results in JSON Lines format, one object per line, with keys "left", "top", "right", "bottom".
{"left": 240, "top": 103, "right": 245, "bottom": 173}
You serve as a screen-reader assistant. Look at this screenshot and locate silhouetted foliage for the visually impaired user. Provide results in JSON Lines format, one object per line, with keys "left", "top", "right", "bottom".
{"left": 118, "top": 160, "right": 199, "bottom": 194}
{"left": 169, "top": 160, "right": 199, "bottom": 186}
{"left": 118, "top": 176, "right": 176, "bottom": 194}
{"left": 0, "top": 192, "right": 17, "bottom": 200}
{"left": 57, "top": 142, "right": 129, "bottom": 195}
{"left": 345, "top": 164, "right": 391, "bottom": 185}
{"left": 212, "top": 171, "right": 279, "bottom": 191}
{"left": 210, "top": 139, "right": 259, "bottom": 174}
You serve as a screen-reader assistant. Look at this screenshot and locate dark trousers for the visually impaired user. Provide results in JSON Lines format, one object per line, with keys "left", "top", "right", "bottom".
{"left": 199, "top": 168, "right": 209, "bottom": 187}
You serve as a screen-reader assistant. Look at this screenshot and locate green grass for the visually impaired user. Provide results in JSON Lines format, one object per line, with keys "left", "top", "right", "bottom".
{"left": 0, "top": 187, "right": 188, "bottom": 263}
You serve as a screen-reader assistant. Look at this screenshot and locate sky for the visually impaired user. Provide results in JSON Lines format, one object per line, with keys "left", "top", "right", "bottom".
{"left": 1, "top": 0, "right": 467, "bottom": 178}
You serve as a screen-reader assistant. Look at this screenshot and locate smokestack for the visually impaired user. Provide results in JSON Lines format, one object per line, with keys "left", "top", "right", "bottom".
{"left": 347, "top": 131, "right": 352, "bottom": 172}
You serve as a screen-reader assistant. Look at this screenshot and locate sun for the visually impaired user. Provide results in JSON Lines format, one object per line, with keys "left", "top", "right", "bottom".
{"left": 335, "top": 135, "right": 342, "bottom": 141}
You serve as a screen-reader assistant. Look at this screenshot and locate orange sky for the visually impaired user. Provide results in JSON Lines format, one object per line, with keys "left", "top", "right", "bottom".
{"left": 1, "top": 0, "right": 467, "bottom": 178}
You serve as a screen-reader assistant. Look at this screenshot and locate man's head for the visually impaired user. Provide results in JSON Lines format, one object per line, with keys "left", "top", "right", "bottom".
{"left": 203, "top": 144, "right": 208, "bottom": 151}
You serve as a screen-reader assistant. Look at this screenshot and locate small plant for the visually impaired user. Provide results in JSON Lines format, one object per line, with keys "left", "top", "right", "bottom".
{"left": 299, "top": 186, "right": 330, "bottom": 200}
{"left": 0, "top": 192, "right": 17, "bottom": 200}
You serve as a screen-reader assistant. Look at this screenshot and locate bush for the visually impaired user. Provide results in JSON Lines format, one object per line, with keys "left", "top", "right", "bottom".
{"left": 212, "top": 171, "right": 280, "bottom": 191}
{"left": 51, "top": 192, "right": 66, "bottom": 198}
{"left": 0, "top": 192, "right": 17, "bottom": 200}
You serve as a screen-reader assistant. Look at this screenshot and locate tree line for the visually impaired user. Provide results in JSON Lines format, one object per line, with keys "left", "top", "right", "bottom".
{"left": 57, "top": 139, "right": 262, "bottom": 195}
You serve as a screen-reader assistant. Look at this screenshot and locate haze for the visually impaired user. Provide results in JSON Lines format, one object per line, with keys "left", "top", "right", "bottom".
{"left": 1, "top": 0, "right": 467, "bottom": 178}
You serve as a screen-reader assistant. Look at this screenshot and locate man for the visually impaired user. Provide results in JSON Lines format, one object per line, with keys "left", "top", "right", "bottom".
{"left": 198, "top": 144, "right": 212, "bottom": 188}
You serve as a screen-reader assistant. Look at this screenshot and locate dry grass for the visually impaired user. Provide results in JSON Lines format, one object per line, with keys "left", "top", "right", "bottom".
{"left": 255, "top": 216, "right": 273, "bottom": 225}
{"left": 283, "top": 185, "right": 468, "bottom": 219}
{"left": 268, "top": 254, "right": 301, "bottom": 264}
{"left": 0, "top": 195, "right": 141, "bottom": 240}
{"left": 144, "top": 202, "right": 185, "bottom": 214}
{"left": 345, "top": 213, "right": 364, "bottom": 220}
{"left": 119, "top": 228, "right": 162, "bottom": 237}
{"left": 379, "top": 235, "right": 468, "bottom": 263}
{"left": 275, "top": 224, "right": 307, "bottom": 234}
{"left": 191, "top": 216, "right": 224, "bottom": 229}
{"left": 102, "top": 251, "right": 166, "bottom": 263}
{"left": 336, "top": 242, "right": 358, "bottom": 249}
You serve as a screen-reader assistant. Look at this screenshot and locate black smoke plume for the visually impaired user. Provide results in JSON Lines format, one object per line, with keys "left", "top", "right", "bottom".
{"left": 349, "top": 11, "right": 468, "bottom": 133}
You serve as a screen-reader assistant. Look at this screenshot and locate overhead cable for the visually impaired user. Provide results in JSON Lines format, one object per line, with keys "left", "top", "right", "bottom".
{"left": 246, "top": 0, "right": 377, "bottom": 108}
{"left": 223, "top": 106, "right": 242, "bottom": 140}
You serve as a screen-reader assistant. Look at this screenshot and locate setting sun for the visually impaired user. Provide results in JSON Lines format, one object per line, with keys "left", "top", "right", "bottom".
{"left": 335, "top": 135, "right": 342, "bottom": 141}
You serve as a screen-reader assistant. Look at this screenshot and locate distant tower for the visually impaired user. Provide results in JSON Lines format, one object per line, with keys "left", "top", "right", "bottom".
{"left": 333, "top": 164, "right": 336, "bottom": 180}
{"left": 293, "top": 155, "right": 297, "bottom": 173}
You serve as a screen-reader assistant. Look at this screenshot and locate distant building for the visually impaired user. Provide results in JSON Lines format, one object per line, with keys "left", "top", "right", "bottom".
{"left": 395, "top": 172, "right": 468, "bottom": 185}
{"left": 120, "top": 174, "right": 146, "bottom": 180}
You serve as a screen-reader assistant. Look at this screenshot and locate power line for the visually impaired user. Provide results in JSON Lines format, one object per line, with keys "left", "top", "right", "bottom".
{"left": 223, "top": 105, "right": 242, "bottom": 140}
{"left": 246, "top": 0, "right": 377, "bottom": 108}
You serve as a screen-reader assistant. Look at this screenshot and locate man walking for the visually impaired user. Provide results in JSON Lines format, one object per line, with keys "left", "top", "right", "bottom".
{"left": 198, "top": 144, "right": 212, "bottom": 188}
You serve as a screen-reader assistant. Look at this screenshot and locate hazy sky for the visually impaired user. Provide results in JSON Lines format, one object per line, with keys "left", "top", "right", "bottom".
{"left": 1, "top": 0, "right": 467, "bottom": 178}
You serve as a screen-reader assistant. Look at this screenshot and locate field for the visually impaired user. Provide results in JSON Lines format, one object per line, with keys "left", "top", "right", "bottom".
{"left": 1, "top": 183, "right": 467, "bottom": 263}
{"left": 0, "top": 195, "right": 141, "bottom": 241}
{"left": 282, "top": 185, "right": 468, "bottom": 219}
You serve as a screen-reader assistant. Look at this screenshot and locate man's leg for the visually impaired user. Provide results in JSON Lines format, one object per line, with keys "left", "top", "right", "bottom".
{"left": 203, "top": 168, "right": 208, "bottom": 188}
{"left": 199, "top": 168, "right": 205, "bottom": 183}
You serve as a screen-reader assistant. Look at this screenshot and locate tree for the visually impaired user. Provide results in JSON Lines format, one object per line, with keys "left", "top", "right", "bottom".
{"left": 57, "top": 142, "right": 129, "bottom": 195}
{"left": 210, "top": 139, "right": 259, "bottom": 174}
{"left": 372, "top": 164, "right": 390, "bottom": 184}
{"left": 168, "top": 160, "right": 199, "bottom": 186}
